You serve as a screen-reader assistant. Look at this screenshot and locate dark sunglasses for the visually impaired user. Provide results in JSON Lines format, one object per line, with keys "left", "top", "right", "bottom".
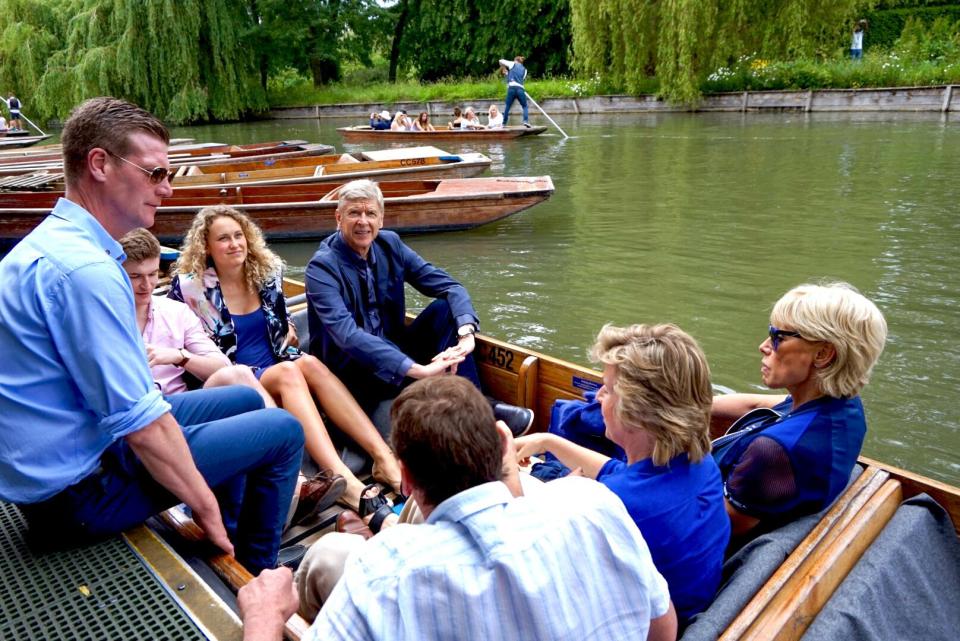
{"left": 768, "top": 325, "right": 802, "bottom": 351}
{"left": 105, "top": 149, "right": 175, "bottom": 185}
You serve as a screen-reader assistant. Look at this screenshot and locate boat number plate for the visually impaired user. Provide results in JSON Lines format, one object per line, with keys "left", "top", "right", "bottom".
{"left": 486, "top": 346, "right": 514, "bottom": 369}
{"left": 399, "top": 158, "right": 427, "bottom": 167}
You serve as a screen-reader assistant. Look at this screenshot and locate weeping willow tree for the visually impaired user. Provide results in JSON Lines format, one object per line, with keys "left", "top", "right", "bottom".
{"left": 0, "top": 0, "right": 266, "bottom": 124}
{"left": 571, "top": 0, "right": 873, "bottom": 103}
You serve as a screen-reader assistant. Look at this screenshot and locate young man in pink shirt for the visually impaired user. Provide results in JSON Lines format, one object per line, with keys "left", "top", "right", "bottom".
{"left": 120, "top": 228, "right": 272, "bottom": 400}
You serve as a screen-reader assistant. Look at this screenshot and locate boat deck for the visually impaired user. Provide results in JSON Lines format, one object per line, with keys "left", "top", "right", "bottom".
{"left": 0, "top": 501, "right": 241, "bottom": 640}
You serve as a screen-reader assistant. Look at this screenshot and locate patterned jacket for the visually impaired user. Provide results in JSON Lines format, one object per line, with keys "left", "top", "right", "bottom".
{"left": 168, "top": 267, "right": 298, "bottom": 364}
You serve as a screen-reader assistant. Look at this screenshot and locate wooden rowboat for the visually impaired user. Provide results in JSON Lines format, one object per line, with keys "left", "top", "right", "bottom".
{"left": 338, "top": 125, "right": 548, "bottom": 142}
{"left": 0, "top": 176, "right": 555, "bottom": 245}
{"left": 0, "top": 147, "right": 493, "bottom": 192}
{"left": 1, "top": 275, "right": 957, "bottom": 639}
{"left": 0, "top": 134, "right": 53, "bottom": 149}
{"left": 0, "top": 140, "right": 336, "bottom": 177}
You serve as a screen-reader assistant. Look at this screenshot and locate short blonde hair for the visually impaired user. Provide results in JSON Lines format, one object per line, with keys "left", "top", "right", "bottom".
{"left": 172, "top": 205, "right": 282, "bottom": 290}
{"left": 591, "top": 324, "right": 713, "bottom": 466}
{"left": 771, "top": 282, "right": 887, "bottom": 398}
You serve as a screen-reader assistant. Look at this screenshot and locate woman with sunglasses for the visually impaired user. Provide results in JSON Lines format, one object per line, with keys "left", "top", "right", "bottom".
{"left": 169, "top": 206, "right": 402, "bottom": 510}
{"left": 711, "top": 282, "right": 887, "bottom": 538}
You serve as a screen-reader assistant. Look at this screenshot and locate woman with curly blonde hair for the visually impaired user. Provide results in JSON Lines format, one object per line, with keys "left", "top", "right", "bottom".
{"left": 514, "top": 323, "right": 729, "bottom": 624}
{"left": 170, "top": 206, "right": 402, "bottom": 511}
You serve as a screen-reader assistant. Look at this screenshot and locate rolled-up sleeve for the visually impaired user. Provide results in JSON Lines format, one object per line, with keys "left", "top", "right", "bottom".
{"left": 45, "top": 262, "right": 170, "bottom": 439}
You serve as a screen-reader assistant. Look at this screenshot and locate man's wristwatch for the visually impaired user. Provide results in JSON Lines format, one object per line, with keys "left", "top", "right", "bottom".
{"left": 176, "top": 348, "right": 191, "bottom": 367}
{"left": 457, "top": 324, "right": 477, "bottom": 339}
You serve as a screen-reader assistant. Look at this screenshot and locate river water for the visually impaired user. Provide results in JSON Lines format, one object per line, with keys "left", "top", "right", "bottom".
{"left": 169, "top": 111, "right": 955, "bottom": 485}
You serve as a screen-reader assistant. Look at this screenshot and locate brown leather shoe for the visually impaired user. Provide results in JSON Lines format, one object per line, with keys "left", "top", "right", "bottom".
{"left": 336, "top": 510, "right": 374, "bottom": 540}
{"left": 292, "top": 470, "right": 346, "bottom": 525}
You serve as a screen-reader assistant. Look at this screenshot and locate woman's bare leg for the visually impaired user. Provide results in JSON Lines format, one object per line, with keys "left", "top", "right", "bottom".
{"left": 259, "top": 361, "right": 366, "bottom": 508}
{"left": 294, "top": 356, "right": 402, "bottom": 493}
{"left": 204, "top": 365, "right": 277, "bottom": 408}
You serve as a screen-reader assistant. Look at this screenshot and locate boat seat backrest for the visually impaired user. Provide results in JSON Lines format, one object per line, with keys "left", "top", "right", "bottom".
{"left": 681, "top": 466, "right": 866, "bottom": 641}
{"left": 290, "top": 307, "right": 310, "bottom": 352}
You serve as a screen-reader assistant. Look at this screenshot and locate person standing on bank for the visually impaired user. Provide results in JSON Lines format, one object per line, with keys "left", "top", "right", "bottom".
{"left": 7, "top": 93, "right": 22, "bottom": 130}
{"left": 304, "top": 179, "right": 534, "bottom": 435}
{"left": 850, "top": 21, "right": 866, "bottom": 61}
{"left": 0, "top": 97, "right": 304, "bottom": 575}
{"left": 499, "top": 55, "right": 530, "bottom": 127}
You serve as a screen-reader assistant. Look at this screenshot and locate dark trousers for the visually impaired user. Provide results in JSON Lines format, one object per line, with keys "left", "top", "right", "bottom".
{"left": 503, "top": 85, "right": 529, "bottom": 125}
{"left": 20, "top": 386, "right": 303, "bottom": 575}
{"left": 340, "top": 299, "right": 481, "bottom": 416}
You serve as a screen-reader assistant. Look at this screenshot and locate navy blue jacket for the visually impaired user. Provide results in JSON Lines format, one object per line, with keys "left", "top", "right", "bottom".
{"left": 305, "top": 230, "right": 478, "bottom": 386}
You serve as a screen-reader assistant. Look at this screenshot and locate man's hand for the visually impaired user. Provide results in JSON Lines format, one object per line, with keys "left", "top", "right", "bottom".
{"left": 447, "top": 333, "right": 475, "bottom": 357}
{"left": 145, "top": 344, "right": 184, "bottom": 367}
{"left": 239, "top": 568, "right": 299, "bottom": 641}
{"left": 192, "top": 502, "right": 235, "bottom": 556}
{"left": 408, "top": 352, "right": 464, "bottom": 379}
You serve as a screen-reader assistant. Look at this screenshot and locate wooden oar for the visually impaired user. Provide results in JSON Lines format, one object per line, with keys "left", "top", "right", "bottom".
{"left": 159, "top": 507, "right": 311, "bottom": 641}
{"left": 524, "top": 91, "right": 570, "bottom": 139}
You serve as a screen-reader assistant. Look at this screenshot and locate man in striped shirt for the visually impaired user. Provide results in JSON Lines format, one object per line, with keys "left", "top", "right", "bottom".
{"left": 240, "top": 377, "right": 677, "bottom": 641}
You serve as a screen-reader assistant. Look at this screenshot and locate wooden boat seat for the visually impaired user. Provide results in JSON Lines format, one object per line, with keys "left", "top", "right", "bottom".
{"left": 682, "top": 465, "right": 891, "bottom": 640}
{"left": 800, "top": 493, "right": 960, "bottom": 640}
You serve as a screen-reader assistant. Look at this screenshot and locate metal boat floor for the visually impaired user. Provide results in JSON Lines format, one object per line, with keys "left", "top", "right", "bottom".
{"left": 0, "top": 501, "right": 221, "bottom": 640}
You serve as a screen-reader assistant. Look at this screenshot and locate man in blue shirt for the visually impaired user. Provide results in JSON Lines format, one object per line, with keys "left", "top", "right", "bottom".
{"left": 304, "top": 179, "right": 533, "bottom": 435}
{"left": 0, "top": 97, "right": 303, "bottom": 575}
{"left": 239, "top": 377, "right": 677, "bottom": 641}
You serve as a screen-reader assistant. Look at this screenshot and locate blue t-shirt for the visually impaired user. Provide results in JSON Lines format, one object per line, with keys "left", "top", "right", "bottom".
{"left": 233, "top": 308, "right": 277, "bottom": 370}
{"left": 597, "top": 453, "right": 730, "bottom": 623}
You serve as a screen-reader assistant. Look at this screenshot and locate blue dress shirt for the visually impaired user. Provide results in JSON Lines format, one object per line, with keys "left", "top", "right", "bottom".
{"left": 0, "top": 198, "right": 170, "bottom": 503}
{"left": 308, "top": 477, "right": 671, "bottom": 641}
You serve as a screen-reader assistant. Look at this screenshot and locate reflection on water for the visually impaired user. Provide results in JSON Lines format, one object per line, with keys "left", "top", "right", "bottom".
{"left": 174, "top": 112, "right": 960, "bottom": 483}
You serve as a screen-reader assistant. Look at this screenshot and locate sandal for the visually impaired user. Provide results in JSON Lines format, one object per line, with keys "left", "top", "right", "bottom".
{"left": 358, "top": 483, "right": 394, "bottom": 535}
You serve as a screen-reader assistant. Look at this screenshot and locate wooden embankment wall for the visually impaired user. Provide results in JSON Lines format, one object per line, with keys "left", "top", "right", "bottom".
{"left": 269, "top": 85, "right": 959, "bottom": 120}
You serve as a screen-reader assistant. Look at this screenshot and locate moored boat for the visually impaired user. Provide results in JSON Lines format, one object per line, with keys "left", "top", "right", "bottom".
{"left": 0, "top": 147, "right": 492, "bottom": 192}
{"left": 0, "top": 176, "right": 555, "bottom": 246}
{"left": 0, "top": 134, "right": 53, "bottom": 149}
{"left": 0, "top": 140, "right": 336, "bottom": 177}
{"left": 338, "top": 124, "right": 548, "bottom": 142}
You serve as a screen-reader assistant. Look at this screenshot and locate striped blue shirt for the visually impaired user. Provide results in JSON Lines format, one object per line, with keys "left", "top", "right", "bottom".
{"left": 308, "top": 477, "right": 670, "bottom": 641}
{"left": 0, "top": 198, "right": 170, "bottom": 503}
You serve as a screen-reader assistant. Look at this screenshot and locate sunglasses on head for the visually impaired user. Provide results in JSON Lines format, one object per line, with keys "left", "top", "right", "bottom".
{"left": 105, "top": 149, "right": 175, "bottom": 185}
{"left": 768, "top": 325, "right": 802, "bottom": 351}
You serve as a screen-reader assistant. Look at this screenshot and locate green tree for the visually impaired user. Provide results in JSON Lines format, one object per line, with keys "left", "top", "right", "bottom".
{"left": 248, "top": 0, "right": 390, "bottom": 88}
{"left": 571, "top": 0, "right": 873, "bottom": 103}
{"left": 396, "top": 0, "right": 571, "bottom": 81}
{"left": 0, "top": 0, "right": 267, "bottom": 124}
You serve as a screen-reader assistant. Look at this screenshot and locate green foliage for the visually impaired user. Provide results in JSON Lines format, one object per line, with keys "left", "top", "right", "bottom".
{"left": 893, "top": 15, "right": 960, "bottom": 60}
{"left": 864, "top": 4, "right": 960, "bottom": 49}
{"left": 701, "top": 51, "right": 960, "bottom": 92}
{"left": 267, "top": 75, "right": 609, "bottom": 107}
{"left": 396, "top": 0, "right": 571, "bottom": 82}
{"left": 571, "top": 0, "right": 873, "bottom": 104}
{"left": 0, "top": 0, "right": 267, "bottom": 125}
{"left": 247, "top": 0, "right": 390, "bottom": 88}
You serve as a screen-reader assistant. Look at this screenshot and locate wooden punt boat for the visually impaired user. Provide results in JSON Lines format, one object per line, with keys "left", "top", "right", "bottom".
{"left": 0, "top": 140, "right": 336, "bottom": 177}
{"left": 338, "top": 125, "right": 548, "bottom": 142}
{"left": 0, "top": 134, "right": 53, "bottom": 149}
{"left": 0, "top": 176, "right": 555, "bottom": 245}
{"left": 1, "top": 277, "right": 958, "bottom": 639}
{"left": 0, "top": 147, "right": 492, "bottom": 192}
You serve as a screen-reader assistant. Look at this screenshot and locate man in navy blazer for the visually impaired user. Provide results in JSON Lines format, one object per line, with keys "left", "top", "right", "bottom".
{"left": 304, "top": 179, "right": 533, "bottom": 435}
